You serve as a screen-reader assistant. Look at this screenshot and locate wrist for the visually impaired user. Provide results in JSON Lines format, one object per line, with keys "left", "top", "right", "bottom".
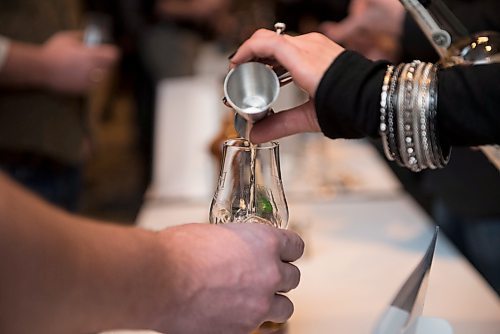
{"left": 144, "top": 226, "right": 197, "bottom": 332}
{"left": 126, "top": 228, "right": 178, "bottom": 331}
{"left": 36, "top": 43, "right": 57, "bottom": 90}
{"left": 0, "top": 36, "right": 11, "bottom": 71}
{"left": 69, "top": 221, "right": 171, "bottom": 332}
{"left": 315, "top": 51, "right": 388, "bottom": 139}
{"left": 0, "top": 41, "right": 52, "bottom": 89}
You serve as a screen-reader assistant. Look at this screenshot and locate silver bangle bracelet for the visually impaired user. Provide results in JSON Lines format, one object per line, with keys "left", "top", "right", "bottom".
{"left": 397, "top": 63, "right": 411, "bottom": 167}
{"left": 383, "top": 61, "right": 450, "bottom": 171}
{"left": 417, "top": 63, "right": 436, "bottom": 169}
{"left": 380, "top": 65, "right": 394, "bottom": 160}
{"left": 428, "top": 65, "right": 451, "bottom": 168}
{"left": 410, "top": 61, "right": 427, "bottom": 172}
{"left": 404, "top": 61, "right": 421, "bottom": 170}
{"left": 428, "top": 66, "right": 442, "bottom": 167}
{"left": 386, "top": 64, "right": 404, "bottom": 163}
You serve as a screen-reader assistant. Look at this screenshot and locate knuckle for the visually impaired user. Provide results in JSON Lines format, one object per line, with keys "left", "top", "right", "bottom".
{"left": 284, "top": 233, "right": 305, "bottom": 260}
{"left": 264, "top": 231, "right": 281, "bottom": 251}
{"left": 283, "top": 299, "right": 294, "bottom": 319}
{"left": 295, "top": 236, "right": 305, "bottom": 257}
{"left": 292, "top": 265, "right": 301, "bottom": 287}
{"left": 254, "top": 28, "right": 271, "bottom": 38}
{"left": 240, "top": 312, "right": 261, "bottom": 331}
{"left": 251, "top": 295, "right": 273, "bottom": 319}
{"left": 310, "top": 32, "right": 327, "bottom": 42}
{"left": 274, "top": 295, "right": 294, "bottom": 322}
{"left": 281, "top": 264, "right": 301, "bottom": 292}
{"left": 288, "top": 233, "right": 305, "bottom": 258}
{"left": 269, "top": 266, "right": 283, "bottom": 288}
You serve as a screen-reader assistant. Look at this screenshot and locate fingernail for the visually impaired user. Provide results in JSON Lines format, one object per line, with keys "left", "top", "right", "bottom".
{"left": 228, "top": 50, "right": 236, "bottom": 60}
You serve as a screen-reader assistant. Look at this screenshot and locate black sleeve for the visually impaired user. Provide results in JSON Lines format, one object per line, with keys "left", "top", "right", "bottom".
{"left": 314, "top": 50, "right": 500, "bottom": 146}
{"left": 446, "top": 0, "right": 500, "bottom": 34}
{"left": 438, "top": 63, "right": 500, "bottom": 146}
{"left": 314, "top": 51, "right": 388, "bottom": 139}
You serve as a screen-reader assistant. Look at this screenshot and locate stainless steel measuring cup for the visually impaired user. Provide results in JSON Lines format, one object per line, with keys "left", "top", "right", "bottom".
{"left": 223, "top": 23, "right": 293, "bottom": 137}
{"left": 223, "top": 61, "right": 280, "bottom": 123}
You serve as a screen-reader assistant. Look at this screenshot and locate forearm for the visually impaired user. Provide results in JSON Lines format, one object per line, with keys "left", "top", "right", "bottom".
{"left": 438, "top": 63, "right": 500, "bottom": 146}
{"left": 315, "top": 51, "right": 387, "bottom": 140}
{"left": 315, "top": 51, "right": 500, "bottom": 146}
{"left": 446, "top": 0, "right": 500, "bottom": 34}
{"left": 0, "top": 36, "right": 10, "bottom": 71}
{"left": 0, "top": 174, "right": 169, "bottom": 333}
{"left": 0, "top": 41, "right": 49, "bottom": 89}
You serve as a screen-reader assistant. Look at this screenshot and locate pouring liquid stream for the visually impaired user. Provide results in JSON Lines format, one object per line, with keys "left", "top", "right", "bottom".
{"left": 245, "top": 120, "right": 257, "bottom": 216}
{"left": 243, "top": 103, "right": 265, "bottom": 216}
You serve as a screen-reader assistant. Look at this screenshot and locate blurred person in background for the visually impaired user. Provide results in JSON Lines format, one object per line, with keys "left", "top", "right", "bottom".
{"left": 320, "top": 0, "right": 500, "bottom": 62}
{"left": 85, "top": 0, "right": 236, "bottom": 191}
{"left": 141, "top": 0, "right": 232, "bottom": 185}
{"left": 317, "top": 0, "right": 500, "bottom": 294}
{"left": 0, "top": 1, "right": 119, "bottom": 212}
{"left": 88, "top": 0, "right": 280, "bottom": 192}
{"left": 320, "top": 0, "right": 404, "bottom": 62}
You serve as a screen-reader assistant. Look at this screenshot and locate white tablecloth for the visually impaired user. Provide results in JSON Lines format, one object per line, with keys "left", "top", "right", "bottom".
{"left": 104, "top": 193, "right": 499, "bottom": 334}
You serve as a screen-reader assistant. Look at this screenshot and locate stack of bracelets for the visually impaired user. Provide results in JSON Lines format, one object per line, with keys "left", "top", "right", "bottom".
{"left": 379, "top": 61, "right": 451, "bottom": 172}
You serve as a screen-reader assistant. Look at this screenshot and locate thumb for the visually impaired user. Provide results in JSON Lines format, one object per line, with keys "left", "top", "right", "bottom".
{"left": 250, "top": 100, "right": 320, "bottom": 144}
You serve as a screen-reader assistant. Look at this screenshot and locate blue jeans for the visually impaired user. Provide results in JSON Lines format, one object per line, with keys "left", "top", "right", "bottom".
{"left": 1, "top": 162, "right": 82, "bottom": 212}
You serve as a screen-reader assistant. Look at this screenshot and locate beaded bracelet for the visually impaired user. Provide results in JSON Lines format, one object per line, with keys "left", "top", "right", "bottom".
{"left": 380, "top": 65, "right": 394, "bottom": 158}
{"left": 410, "top": 61, "right": 427, "bottom": 172}
{"left": 379, "top": 65, "right": 394, "bottom": 134}
{"left": 385, "top": 64, "right": 405, "bottom": 163}
{"left": 417, "top": 63, "right": 435, "bottom": 169}
{"left": 403, "top": 60, "right": 421, "bottom": 171}
{"left": 397, "top": 63, "right": 413, "bottom": 168}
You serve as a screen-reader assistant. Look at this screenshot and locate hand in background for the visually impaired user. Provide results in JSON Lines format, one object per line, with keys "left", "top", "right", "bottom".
{"left": 0, "top": 30, "right": 119, "bottom": 94}
{"left": 320, "top": 0, "right": 404, "bottom": 62}
{"left": 230, "top": 29, "right": 344, "bottom": 143}
{"left": 39, "top": 31, "right": 119, "bottom": 94}
{"left": 156, "top": 0, "right": 230, "bottom": 21}
{"left": 154, "top": 222, "right": 304, "bottom": 333}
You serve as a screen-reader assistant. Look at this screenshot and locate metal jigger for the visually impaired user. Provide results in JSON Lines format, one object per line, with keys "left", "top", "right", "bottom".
{"left": 224, "top": 23, "right": 290, "bottom": 138}
{"left": 223, "top": 62, "right": 280, "bottom": 124}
